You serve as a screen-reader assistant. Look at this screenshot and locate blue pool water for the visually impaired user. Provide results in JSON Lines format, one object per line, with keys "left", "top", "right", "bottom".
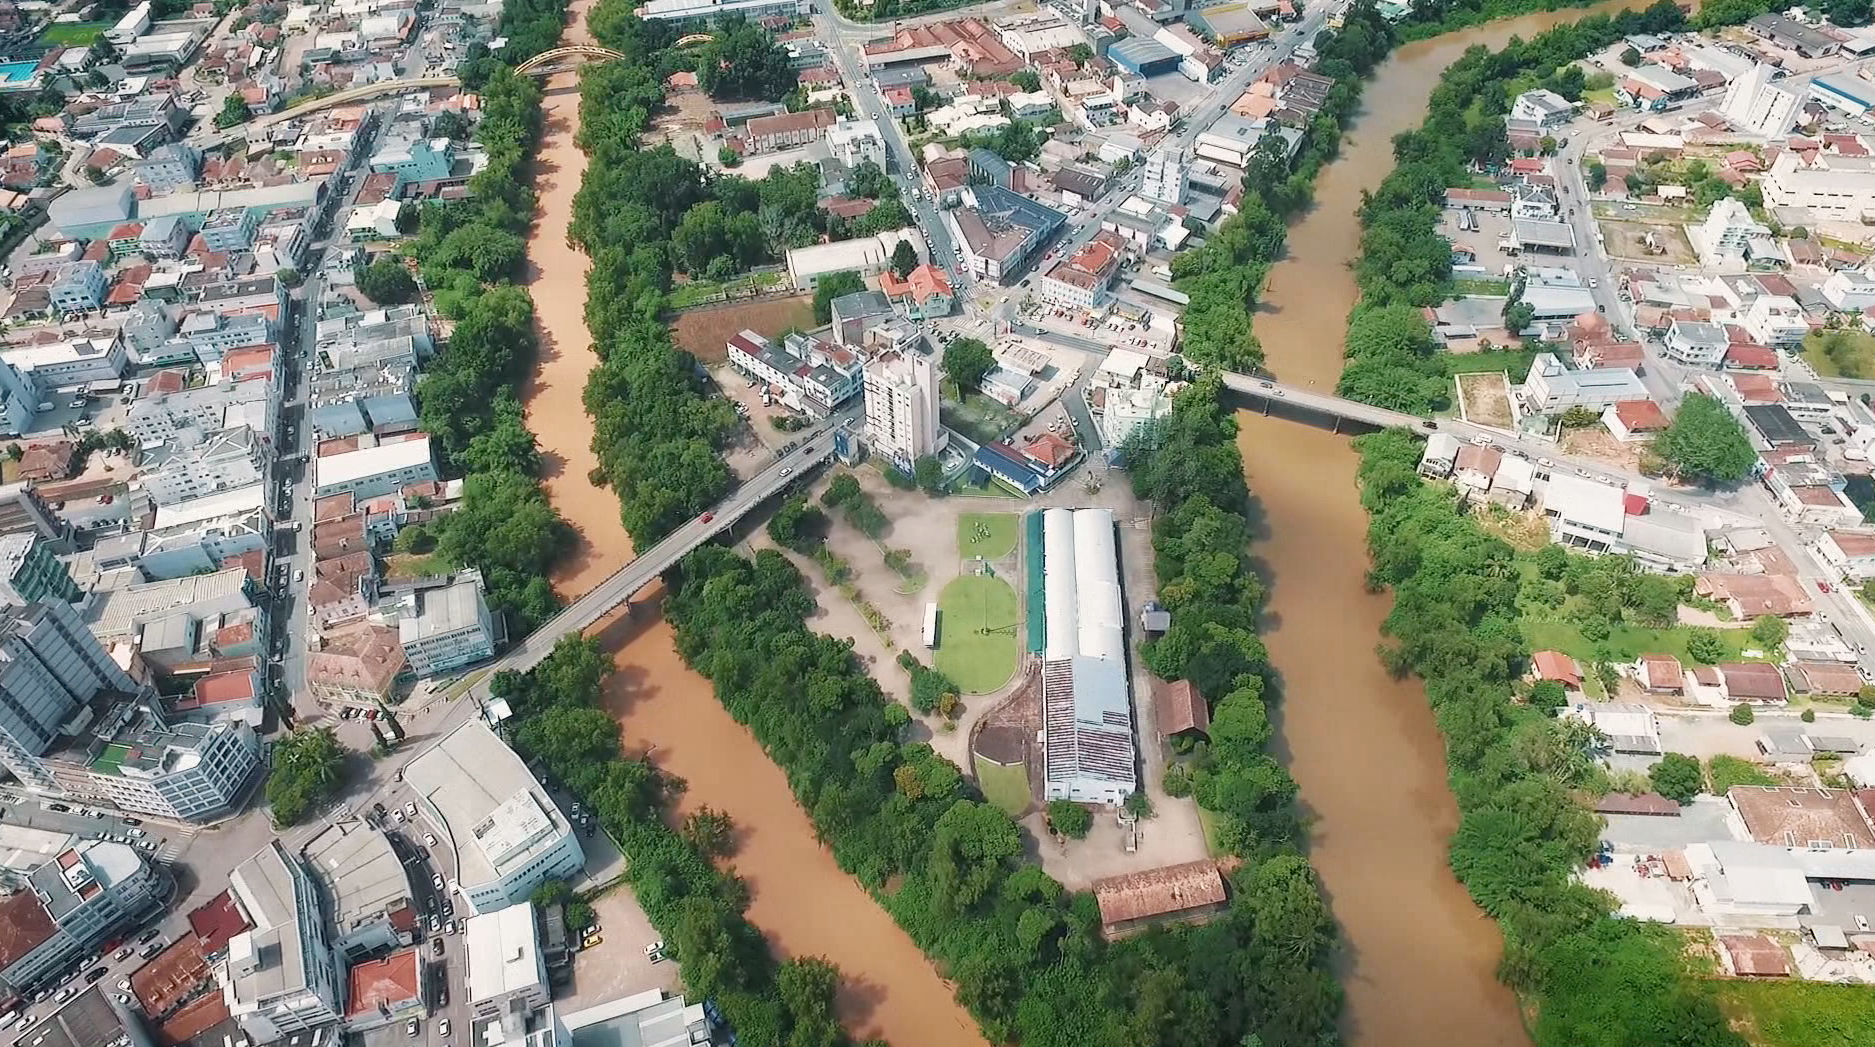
{"left": 0, "top": 61, "right": 38, "bottom": 84}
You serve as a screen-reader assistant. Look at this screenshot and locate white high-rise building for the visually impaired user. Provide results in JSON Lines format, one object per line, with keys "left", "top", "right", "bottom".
{"left": 863, "top": 350, "right": 944, "bottom": 471}
{"left": 1721, "top": 62, "right": 1804, "bottom": 139}
{"left": 0, "top": 358, "right": 38, "bottom": 437}
{"left": 1139, "top": 144, "right": 1188, "bottom": 206}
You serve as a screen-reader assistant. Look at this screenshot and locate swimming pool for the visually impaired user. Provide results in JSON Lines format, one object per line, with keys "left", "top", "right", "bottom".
{"left": 0, "top": 61, "right": 39, "bottom": 85}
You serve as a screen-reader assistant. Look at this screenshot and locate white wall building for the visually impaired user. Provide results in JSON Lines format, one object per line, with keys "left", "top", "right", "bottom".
{"left": 1763, "top": 148, "right": 1875, "bottom": 220}
{"left": 465, "top": 905, "right": 549, "bottom": 1041}
{"left": 1816, "top": 529, "right": 1875, "bottom": 580}
{"left": 1138, "top": 143, "right": 1188, "bottom": 206}
{"left": 1039, "top": 508, "right": 1136, "bottom": 806}
{"left": 862, "top": 350, "right": 943, "bottom": 471}
{"left": 313, "top": 438, "right": 437, "bottom": 501}
{"left": 1695, "top": 197, "right": 1771, "bottom": 268}
{"left": 1744, "top": 294, "right": 1811, "bottom": 347}
{"left": 72, "top": 701, "right": 262, "bottom": 822}
{"left": 1665, "top": 319, "right": 1730, "bottom": 367}
{"left": 403, "top": 720, "right": 586, "bottom": 917}
{"left": 826, "top": 119, "right": 885, "bottom": 170}
{"left": 396, "top": 577, "right": 496, "bottom": 677}
{"left": 1720, "top": 62, "right": 1804, "bottom": 137}
{"left": 140, "top": 426, "right": 266, "bottom": 505}
{"left": 0, "top": 841, "right": 164, "bottom": 992}
{"left": 0, "top": 600, "right": 138, "bottom": 791}
{"left": 223, "top": 841, "right": 346, "bottom": 1041}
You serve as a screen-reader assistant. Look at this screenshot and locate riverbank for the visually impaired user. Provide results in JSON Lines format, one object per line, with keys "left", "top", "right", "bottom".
{"left": 515, "top": 2, "right": 991, "bottom": 1044}
{"left": 1325, "top": 2, "right": 1761, "bottom": 1045}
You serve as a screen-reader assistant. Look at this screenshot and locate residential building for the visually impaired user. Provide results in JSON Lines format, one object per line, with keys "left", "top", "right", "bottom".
{"left": 1039, "top": 508, "right": 1136, "bottom": 805}
{"left": 140, "top": 427, "right": 267, "bottom": 505}
{"left": 199, "top": 207, "right": 259, "bottom": 253}
{"left": 725, "top": 330, "right": 863, "bottom": 418}
{"left": 1519, "top": 353, "right": 1649, "bottom": 411}
{"left": 863, "top": 350, "right": 943, "bottom": 471}
{"left": 877, "top": 264, "right": 953, "bottom": 320}
{"left": 134, "top": 486, "right": 271, "bottom": 580}
{"left": 1743, "top": 294, "right": 1810, "bottom": 348}
{"left": 0, "top": 534, "right": 78, "bottom": 608}
{"left": 826, "top": 119, "right": 885, "bottom": 170}
{"left": 1510, "top": 88, "right": 1575, "bottom": 127}
{"left": 1139, "top": 144, "right": 1188, "bottom": 206}
{"left": 465, "top": 905, "right": 548, "bottom": 1041}
{"left": 0, "top": 842, "right": 163, "bottom": 993}
{"left": 314, "top": 438, "right": 437, "bottom": 501}
{"left": 50, "top": 699, "right": 261, "bottom": 821}
{"left": 1695, "top": 197, "right": 1771, "bottom": 268}
{"left": 301, "top": 821, "right": 416, "bottom": 961}
{"left": 402, "top": 719, "right": 586, "bottom": 916}
{"left": 396, "top": 577, "right": 496, "bottom": 677}
{"left": 1665, "top": 319, "right": 1730, "bottom": 367}
{"left": 15, "top": 990, "right": 152, "bottom": 1047}
{"left": 0, "top": 483, "right": 66, "bottom": 543}
{"left": 307, "top": 624, "right": 406, "bottom": 708}
{"left": 1093, "top": 349, "right": 1178, "bottom": 448}
{"left": 1, "top": 334, "right": 128, "bottom": 388}
{"left": 0, "top": 600, "right": 138, "bottom": 791}
{"left": 132, "top": 142, "right": 201, "bottom": 192}
{"left": 222, "top": 841, "right": 346, "bottom": 1041}
{"left": 946, "top": 185, "right": 1066, "bottom": 283}
{"left": 342, "top": 949, "right": 422, "bottom": 1032}
{"left": 1719, "top": 62, "right": 1802, "bottom": 137}
{"left": 125, "top": 377, "right": 276, "bottom": 448}
{"left": 0, "top": 358, "right": 37, "bottom": 437}
{"left": 1039, "top": 231, "right": 1125, "bottom": 308}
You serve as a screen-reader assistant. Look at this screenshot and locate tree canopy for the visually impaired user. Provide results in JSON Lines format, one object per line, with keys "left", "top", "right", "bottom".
{"left": 267, "top": 728, "right": 344, "bottom": 826}
{"left": 942, "top": 337, "right": 995, "bottom": 390}
{"left": 1652, "top": 394, "right": 1755, "bottom": 486}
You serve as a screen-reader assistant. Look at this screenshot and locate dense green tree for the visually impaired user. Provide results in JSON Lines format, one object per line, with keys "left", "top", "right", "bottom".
{"left": 1749, "top": 614, "right": 1788, "bottom": 650}
{"left": 1729, "top": 703, "right": 1756, "bottom": 726}
{"left": 215, "top": 93, "right": 249, "bottom": 129}
{"left": 891, "top": 239, "right": 918, "bottom": 279}
{"left": 696, "top": 17, "right": 797, "bottom": 100}
{"left": 942, "top": 337, "right": 995, "bottom": 391}
{"left": 682, "top": 806, "right": 737, "bottom": 858}
{"left": 1045, "top": 800, "right": 1091, "bottom": 838}
{"left": 357, "top": 258, "right": 418, "bottom": 304}
{"left": 1685, "top": 627, "right": 1726, "bottom": 664}
{"left": 1649, "top": 753, "right": 1703, "bottom": 804}
{"left": 267, "top": 728, "right": 344, "bottom": 826}
{"left": 811, "top": 270, "right": 865, "bottom": 324}
{"left": 1652, "top": 394, "right": 1755, "bottom": 486}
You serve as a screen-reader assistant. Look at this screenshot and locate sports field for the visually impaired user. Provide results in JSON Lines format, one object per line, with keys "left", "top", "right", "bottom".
{"left": 958, "top": 512, "right": 1019, "bottom": 560}
{"left": 974, "top": 756, "right": 1030, "bottom": 816}
{"left": 935, "top": 574, "right": 1019, "bottom": 693}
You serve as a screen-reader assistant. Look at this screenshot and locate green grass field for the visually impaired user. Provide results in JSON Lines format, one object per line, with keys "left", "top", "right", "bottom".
{"left": 936, "top": 575, "right": 1019, "bottom": 693}
{"left": 974, "top": 756, "right": 1030, "bottom": 816}
{"left": 1522, "top": 620, "right": 1761, "bottom": 668}
{"left": 1716, "top": 980, "right": 1875, "bottom": 1047}
{"left": 1803, "top": 330, "right": 1875, "bottom": 380}
{"left": 39, "top": 21, "right": 107, "bottom": 45}
{"left": 958, "top": 512, "right": 1019, "bottom": 561}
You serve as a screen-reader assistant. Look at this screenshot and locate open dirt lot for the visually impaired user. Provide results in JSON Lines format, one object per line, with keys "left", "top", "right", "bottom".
{"left": 557, "top": 884, "right": 681, "bottom": 1009}
{"left": 1560, "top": 425, "right": 1645, "bottom": 473}
{"left": 670, "top": 295, "right": 815, "bottom": 364}
{"left": 1597, "top": 219, "right": 1695, "bottom": 264}
{"left": 1456, "top": 371, "right": 1515, "bottom": 428}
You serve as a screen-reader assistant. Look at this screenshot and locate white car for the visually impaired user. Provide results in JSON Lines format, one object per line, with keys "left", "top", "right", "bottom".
{"left": 432, "top": 873, "right": 444, "bottom": 890}
{"left": 393, "top": 808, "right": 406, "bottom": 823}
{"left": 405, "top": 802, "right": 418, "bottom": 817}
{"left": 439, "top": 1020, "right": 451, "bottom": 1038}
{"left": 424, "top": 832, "right": 437, "bottom": 847}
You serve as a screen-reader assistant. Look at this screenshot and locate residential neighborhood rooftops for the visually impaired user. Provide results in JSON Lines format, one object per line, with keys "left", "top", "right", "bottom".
{"left": 1728, "top": 785, "right": 1875, "bottom": 849}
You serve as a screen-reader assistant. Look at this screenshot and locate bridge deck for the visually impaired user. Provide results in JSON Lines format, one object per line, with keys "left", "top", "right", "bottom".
{"left": 1219, "top": 372, "right": 1425, "bottom": 429}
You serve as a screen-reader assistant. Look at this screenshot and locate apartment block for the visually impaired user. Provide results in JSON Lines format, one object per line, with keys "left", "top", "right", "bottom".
{"left": 863, "top": 350, "right": 943, "bottom": 471}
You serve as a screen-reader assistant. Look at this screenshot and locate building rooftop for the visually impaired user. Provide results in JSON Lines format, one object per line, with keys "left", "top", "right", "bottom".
{"left": 1728, "top": 785, "right": 1875, "bottom": 849}
{"left": 464, "top": 904, "right": 543, "bottom": 1005}
{"left": 397, "top": 578, "right": 486, "bottom": 646}
{"left": 85, "top": 566, "right": 250, "bottom": 641}
{"left": 0, "top": 888, "right": 56, "bottom": 970}
{"left": 300, "top": 821, "right": 412, "bottom": 939}
{"left": 402, "top": 720, "right": 577, "bottom": 893}
{"left": 130, "top": 935, "right": 210, "bottom": 1016}
{"left": 1091, "top": 859, "right": 1227, "bottom": 927}
{"left": 315, "top": 436, "right": 433, "bottom": 491}
{"left": 16, "top": 989, "right": 136, "bottom": 1047}
{"left": 344, "top": 948, "right": 420, "bottom": 1019}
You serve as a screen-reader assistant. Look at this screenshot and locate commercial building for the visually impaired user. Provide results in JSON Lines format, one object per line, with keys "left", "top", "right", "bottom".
{"left": 0, "top": 841, "right": 164, "bottom": 993}
{"left": 1540, "top": 473, "right": 1707, "bottom": 568}
{"left": 15, "top": 989, "right": 153, "bottom": 1047}
{"left": 1037, "top": 508, "right": 1136, "bottom": 806}
{"left": 403, "top": 720, "right": 585, "bottom": 916}
{"left": 946, "top": 185, "right": 1066, "bottom": 283}
{"left": 313, "top": 437, "right": 437, "bottom": 501}
{"left": 0, "top": 534, "right": 79, "bottom": 608}
{"left": 1109, "top": 37, "right": 1180, "bottom": 77}
{"left": 300, "top": 821, "right": 416, "bottom": 961}
{"left": 1748, "top": 12, "right": 1839, "bottom": 58}
{"left": 634, "top": 0, "right": 805, "bottom": 27}
{"left": 863, "top": 350, "right": 943, "bottom": 471}
{"left": 545, "top": 990, "right": 713, "bottom": 1047}
{"left": 725, "top": 329, "right": 863, "bottom": 418}
{"left": 1719, "top": 62, "right": 1803, "bottom": 137}
{"left": 785, "top": 228, "right": 924, "bottom": 289}
{"left": 1510, "top": 88, "right": 1575, "bottom": 128}
{"left": 0, "top": 600, "right": 139, "bottom": 791}
{"left": 140, "top": 427, "right": 267, "bottom": 506}
{"left": 1664, "top": 319, "right": 1730, "bottom": 367}
{"left": 465, "top": 904, "right": 548, "bottom": 1041}
{"left": 1092, "top": 349, "right": 1178, "bottom": 448}
{"left": 51, "top": 699, "right": 262, "bottom": 822}
{"left": 1519, "top": 353, "right": 1649, "bottom": 412}
{"left": 221, "top": 841, "right": 346, "bottom": 1041}
{"left": 1138, "top": 144, "right": 1188, "bottom": 206}
{"left": 396, "top": 577, "right": 496, "bottom": 677}
{"left": 1763, "top": 147, "right": 1875, "bottom": 220}
{"left": 1816, "top": 529, "right": 1875, "bottom": 580}
{"left": 125, "top": 376, "right": 276, "bottom": 448}
{"left": 1039, "top": 231, "right": 1126, "bottom": 309}
{"left": 0, "top": 358, "right": 38, "bottom": 437}
{"left": 876, "top": 264, "right": 953, "bottom": 320}
{"left": 1, "top": 334, "right": 129, "bottom": 389}
{"left": 343, "top": 948, "right": 423, "bottom": 1033}
{"left": 826, "top": 119, "right": 885, "bottom": 170}
{"left": 306, "top": 623, "right": 406, "bottom": 707}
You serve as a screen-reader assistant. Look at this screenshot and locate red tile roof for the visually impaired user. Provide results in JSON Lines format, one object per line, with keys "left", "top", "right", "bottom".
{"left": 186, "top": 890, "right": 250, "bottom": 955}
{"left": 345, "top": 948, "right": 422, "bottom": 1018}
{"left": 1614, "top": 399, "right": 1668, "bottom": 431}
{"left": 1532, "top": 650, "right": 1582, "bottom": 686}
{"left": 0, "top": 891, "right": 56, "bottom": 969}
{"left": 132, "top": 935, "right": 210, "bottom": 1016}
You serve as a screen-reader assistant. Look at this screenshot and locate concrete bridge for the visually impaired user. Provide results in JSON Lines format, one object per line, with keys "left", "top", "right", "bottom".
{"left": 469, "top": 430, "right": 835, "bottom": 700}
{"left": 1218, "top": 371, "right": 1430, "bottom": 432}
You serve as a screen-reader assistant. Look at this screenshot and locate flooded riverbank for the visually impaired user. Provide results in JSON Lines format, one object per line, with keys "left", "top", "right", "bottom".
{"left": 517, "top": 5, "right": 986, "bottom": 1044}
{"left": 1241, "top": 5, "right": 1646, "bottom": 1045}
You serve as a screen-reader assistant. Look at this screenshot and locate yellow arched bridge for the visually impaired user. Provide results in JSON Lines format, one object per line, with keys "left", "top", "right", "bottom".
{"left": 197, "top": 47, "right": 628, "bottom": 145}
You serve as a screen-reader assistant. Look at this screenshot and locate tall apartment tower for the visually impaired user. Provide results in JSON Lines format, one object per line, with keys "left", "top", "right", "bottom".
{"left": 863, "top": 350, "right": 943, "bottom": 471}
{"left": 1720, "top": 63, "right": 1802, "bottom": 139}
{"left": 1139, "top": 144, "right": 1188, "bottom": 206}
{"left": 0, "top": 600, "right": 136, "bottom": 788}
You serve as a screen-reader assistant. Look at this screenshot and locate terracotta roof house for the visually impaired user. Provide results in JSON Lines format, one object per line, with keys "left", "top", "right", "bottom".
{"left": 1788, "top": 661, "right": 1865, "bottom": 696}
{"left": 1695, "top": 572, "right": 1813, "bottom": 618}
{"left": 1532, "top": 650, "right": 1583, "bottom": 688}
{"left": 1719, "top": 662, "right": 1789, "bottom": 703}
{"left": 1092, "top": 859, "right": 1229, "bottom": 938}
{"left": 16, "top": 440, "right": 76, "bottom": 482}
{"left": 1637, "top": 654, "right": 1684, "bottom": 694}
{"left": 1727, "top": 785, "right": 1875, "bottom": 848}
{"left": 1155, "top": 679, "right": 1209, "bottom": 739}
{"left": 1720, "top": 934, "right": 1791, "bottom": 977}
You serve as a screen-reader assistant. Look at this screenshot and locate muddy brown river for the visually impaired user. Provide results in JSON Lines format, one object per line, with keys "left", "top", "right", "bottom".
{"left": 519, "top": 4, "right": 987, "bottom": 1045}
{"left": 1242, "top": 3, "right": 1650, "bottom": 1044}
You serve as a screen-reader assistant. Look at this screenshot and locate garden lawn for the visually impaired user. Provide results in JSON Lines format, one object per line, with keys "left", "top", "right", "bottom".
{"left": 1716, "top": 979, "right": 1875, "bottom": 1047}
{"left": 958, "top": 512, "right": 1019, "bottom": 561}
{"left": 935, "top": 575, "right": 1019, "bottom": 694}
{"left": 1803, "top": 329, "right": 1875, "bottom": 380}
{"left": 1521, "top": 619, "right": 1761, "bottom": 667}
{"left": 974, "top": 756, "right": 1031, "bottom": 816}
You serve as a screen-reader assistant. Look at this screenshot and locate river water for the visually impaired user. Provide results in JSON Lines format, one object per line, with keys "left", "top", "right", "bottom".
{"left": 518, "top": 4, "right": 988, "bottom": 1045}
{"left": 1241, "top": 4, "right": 1646, "bottom": 1045}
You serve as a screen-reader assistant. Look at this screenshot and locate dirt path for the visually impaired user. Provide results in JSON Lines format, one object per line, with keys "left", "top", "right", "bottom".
{"left": 517, "top": 6, "right": 986, "bottom": 1044}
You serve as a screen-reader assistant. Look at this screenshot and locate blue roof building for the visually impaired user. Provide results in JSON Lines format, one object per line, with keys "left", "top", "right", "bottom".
{"left": 1108, "top": 38, "right": 1179, "bottom": 77}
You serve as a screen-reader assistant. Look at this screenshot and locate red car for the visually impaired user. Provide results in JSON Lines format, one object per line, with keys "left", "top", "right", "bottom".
{"left": 700, "top": 512, "right": 714, "bottom": 524}
{"left": 1817, "top": 580, "right": 1835, "bottom": 594}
